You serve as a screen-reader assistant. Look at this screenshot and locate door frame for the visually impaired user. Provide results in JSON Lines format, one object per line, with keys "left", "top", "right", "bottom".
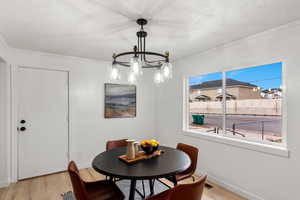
{"left": 11, "top": 65, "right": 70, "bottom": 182}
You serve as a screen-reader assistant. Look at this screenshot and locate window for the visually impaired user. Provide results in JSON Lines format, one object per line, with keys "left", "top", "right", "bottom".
{"left": 187, "top": 62, "right": 284, "bottom": 145}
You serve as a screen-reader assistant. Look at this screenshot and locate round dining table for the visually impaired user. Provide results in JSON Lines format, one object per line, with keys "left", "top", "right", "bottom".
{"left": 92, "top": 146, "right": 191, "bottom": 200}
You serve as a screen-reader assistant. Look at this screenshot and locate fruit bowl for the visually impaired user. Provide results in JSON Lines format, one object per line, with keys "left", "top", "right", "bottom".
{"left": 140, "top": 139, "right": 159, "bottom": 155}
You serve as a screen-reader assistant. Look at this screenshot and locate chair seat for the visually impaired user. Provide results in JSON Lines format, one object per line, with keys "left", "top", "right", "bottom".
{"left": 175, "top": 173, "right": 193, "bottom": 182}
{"left": 85, "top": 180, "right": 125, "bottom": 200}
{"left": 147, "top": 175, "right": 207, "bottom": 200}
{"left": 166, "top": 172, "right": 193, "bottom": 183}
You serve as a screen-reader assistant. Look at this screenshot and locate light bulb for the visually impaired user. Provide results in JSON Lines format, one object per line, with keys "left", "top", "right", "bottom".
{"left": 130, "top": 56, "right": 142, "bottom": 76}
{"left": 128, "top": 72, "right": 137, "bottom": 84}
{"left": 110, "top": 63, "right": 120, "bottom": 81}
{"left": 161, "top": 62, "right": 172, "bottom": 79}
{"left": 154, "top": 69, "right": 164, "bottom": 84}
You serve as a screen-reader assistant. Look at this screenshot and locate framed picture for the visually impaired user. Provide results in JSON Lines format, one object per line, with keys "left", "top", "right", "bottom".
{"left": 104, "top": 83, "right": 136, "bottom": 118}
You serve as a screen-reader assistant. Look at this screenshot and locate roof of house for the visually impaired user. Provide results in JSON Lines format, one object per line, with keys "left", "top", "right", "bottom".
{"left": 190, "top": 78, "right": 257, "bottom": 90}
{"left": 195, "top": 94, "right": 211, "bottom": 100}
{"left": 216, "top": 93, "right": 237, "bottom": 99}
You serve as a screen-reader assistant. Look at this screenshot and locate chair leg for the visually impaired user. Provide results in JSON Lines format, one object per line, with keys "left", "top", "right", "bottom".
{"left": 149, "top": 179, "right": 154, "bottom": 196}
{"left": 192, "top": 175, "right": 195, "bottom": 182}
{"left": 142, "top": 180, "right": 145, "bottom": 197}
{"left": 171, "top": 175, "right": 177, "bottom": 186}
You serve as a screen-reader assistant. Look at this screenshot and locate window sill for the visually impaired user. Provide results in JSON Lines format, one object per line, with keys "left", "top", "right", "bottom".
{"left": 183, "top": 130, "right": 289, "bottom": 157}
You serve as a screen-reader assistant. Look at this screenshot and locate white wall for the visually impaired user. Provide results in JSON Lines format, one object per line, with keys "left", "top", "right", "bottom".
{"left": 0, "top": 36, "right": 11, "bottom": 187}
{"left": 2, "top": 19, "right": 300, "bottom": 200}
{"left": 0, "top": 60, "right": 10, "bottom": 188}
{"left": 155, "top": 20, "right": 300, "bottom": 200}
{"left": 3, "top": 48, "right": 156, "bottom": 182}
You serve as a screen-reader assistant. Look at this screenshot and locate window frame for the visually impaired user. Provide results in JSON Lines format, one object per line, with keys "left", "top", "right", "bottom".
{"left": 183, "top": 62, "right": 288, "bottom": 155}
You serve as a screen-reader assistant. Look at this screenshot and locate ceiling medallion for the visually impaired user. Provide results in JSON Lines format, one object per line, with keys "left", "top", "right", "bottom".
{"left": 110, "top": 18, "right": 172, "bottom": 84}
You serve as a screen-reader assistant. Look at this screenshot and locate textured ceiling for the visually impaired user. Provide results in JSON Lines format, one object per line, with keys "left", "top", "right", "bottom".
{"left": 1, "top": 0, "right": 300, "bottom": 61}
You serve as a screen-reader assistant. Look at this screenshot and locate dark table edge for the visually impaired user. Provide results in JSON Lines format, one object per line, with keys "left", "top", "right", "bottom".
{"left": 91, "top": 146, "right": 191, "bottom": 180}
{"left": 92, "top": 161, "right": 189, "bottom": 180}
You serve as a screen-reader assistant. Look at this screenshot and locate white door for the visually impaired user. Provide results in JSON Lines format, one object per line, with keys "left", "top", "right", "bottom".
{"left": 17, "top": 67, "right": 69, "bottom": 179}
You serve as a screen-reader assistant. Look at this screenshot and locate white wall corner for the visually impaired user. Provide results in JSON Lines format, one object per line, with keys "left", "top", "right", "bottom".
{"left": 0, "top": 34, "right": 8, "bottom": 48}
{"left": 0, "top": 34, "right": 11, "bottom": 62}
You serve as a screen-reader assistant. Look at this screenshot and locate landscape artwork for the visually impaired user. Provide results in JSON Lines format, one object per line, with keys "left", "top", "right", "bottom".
{"left": 104, "top": 83, "right": 136, "bottom": 118}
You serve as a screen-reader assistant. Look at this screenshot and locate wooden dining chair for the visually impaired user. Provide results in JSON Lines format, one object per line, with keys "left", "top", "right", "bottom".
{"left": 146, "top": 175, "right": 207, "bottom": 200}
{"left": 106, "top": 138, "right": 146, "bottom": 198}
{"left": 168, "top": 143, "right": 198, "bottom": 186}
{"left": 105, "top": 139, "right": 127, "bottom": 181}
{"left": 106, "top": 139, "right": 127, "bottom": 181}
{"left": 106, "top": 139, "right": 128, "bottom": 150}
{"left": 68, "top": 161, "right": 125, "bottom": 200}
{"left": 156, "top": 143, "right": 198, "bottom": 188}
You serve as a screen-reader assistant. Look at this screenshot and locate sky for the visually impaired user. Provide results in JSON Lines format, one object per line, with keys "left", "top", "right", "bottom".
{"left": 189, "top": 62, "right": 282, "bottom": 90}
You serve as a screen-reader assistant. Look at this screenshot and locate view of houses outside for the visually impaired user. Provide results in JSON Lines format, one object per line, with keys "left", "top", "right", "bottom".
{"left": 189, "top": 63, "right": 283, "bottom": 144}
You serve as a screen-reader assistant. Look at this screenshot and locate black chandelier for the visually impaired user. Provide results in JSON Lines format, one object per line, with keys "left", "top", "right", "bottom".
{"left": 110, "top": 18, "right": 172, "bottom": 84}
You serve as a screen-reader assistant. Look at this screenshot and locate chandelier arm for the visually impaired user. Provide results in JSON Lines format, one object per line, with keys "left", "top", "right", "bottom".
{"left": 137, "top": 35, "right": 140, "bottom": 54}
{"left": 114, "top": 58, "right": 164, "bottom": 65}
{"left": 143, "top": 36, "right": 146, "bottom": 61}
{"left": 114, "top": 51, "right": 168, "bottom": 59}
{"left": 142, "top": 62, "right": 162, "bottom": 68}
{"left": 112, "top": 18, "right": 170, "bottom": 71}
{"left": 143, "top": 64, "right": 162, "bottom": 68}
{"left": 145, "top": 59, "right": 166, "bottom": 63}
{"left": 115, "top": 62, "right": 130, "bottom": 67}
{"left": 143, "top": 51, "right": 164, "bottom": 64}
{"left": 140, "top": 36, "right": 143, "bottom": 61}
{"left": 115, "top": 61, "right": 161, "bottom": 68}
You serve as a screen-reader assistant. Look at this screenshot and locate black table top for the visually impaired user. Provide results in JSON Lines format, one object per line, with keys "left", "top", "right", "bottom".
{"left": 92, "top": 146, "right": 191, "bottom": 180}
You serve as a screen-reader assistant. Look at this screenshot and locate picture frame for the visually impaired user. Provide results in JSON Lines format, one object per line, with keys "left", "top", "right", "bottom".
{"left": 104, "top": 83, "right": 136, "bottom": 118}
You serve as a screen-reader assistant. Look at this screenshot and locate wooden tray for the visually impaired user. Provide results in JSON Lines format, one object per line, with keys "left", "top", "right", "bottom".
{"left": 119, "top": 150, "right": 164, "bottom": 164}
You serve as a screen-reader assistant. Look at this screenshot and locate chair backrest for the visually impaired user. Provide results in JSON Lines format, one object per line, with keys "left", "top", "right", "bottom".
{"left": 106, "top": 139, "right": 128, "bottom": 150}
{"left": 170, "top": 175, "right": 207, "bottom": 200}
{"left": 68, "top": 161, "right": 89, "bottom": 200}
{"left": 177, "top": 143, "right": 199, "bottom": 175}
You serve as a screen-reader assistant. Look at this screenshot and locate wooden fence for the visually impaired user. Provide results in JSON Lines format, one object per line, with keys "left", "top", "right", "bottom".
{"left": 189, "top": 99, "right": 282, "bottom": 116}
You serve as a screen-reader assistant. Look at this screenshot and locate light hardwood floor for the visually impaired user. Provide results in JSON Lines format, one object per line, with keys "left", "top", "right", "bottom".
{"left": 0, "top": 168, "right": 246, "bottom": 200}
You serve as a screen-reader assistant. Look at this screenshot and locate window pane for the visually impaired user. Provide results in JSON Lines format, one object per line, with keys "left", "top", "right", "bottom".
{"left": 188, "top": 72, "right": 223, "bottom": 134}
{"left": 225, "top": 63, "right": 282, "bottom": 143}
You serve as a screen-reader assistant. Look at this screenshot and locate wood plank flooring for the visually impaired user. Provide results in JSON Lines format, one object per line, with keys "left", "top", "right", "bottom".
{"left": 0, "top": 168, "right": 246, "bottom": 200}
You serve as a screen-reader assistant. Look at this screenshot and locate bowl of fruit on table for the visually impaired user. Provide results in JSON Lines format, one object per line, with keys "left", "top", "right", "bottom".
{"left": 140, "top": 139, "right": 160, "bottom": 155}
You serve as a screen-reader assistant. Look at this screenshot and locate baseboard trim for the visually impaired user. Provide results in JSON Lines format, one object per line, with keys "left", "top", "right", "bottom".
{"left": 206, "top": 173, "right": 265, "bottom": 200}
{"left": 0, "top": 180, "right": 10, "bottom": 188}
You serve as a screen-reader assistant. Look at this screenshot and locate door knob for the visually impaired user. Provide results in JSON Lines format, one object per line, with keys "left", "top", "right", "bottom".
{"left": 20, "top": 120, "right": 26, "bottom": 124}
{"left": 20, "top": 127, "right": 26, "bottom": 131}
